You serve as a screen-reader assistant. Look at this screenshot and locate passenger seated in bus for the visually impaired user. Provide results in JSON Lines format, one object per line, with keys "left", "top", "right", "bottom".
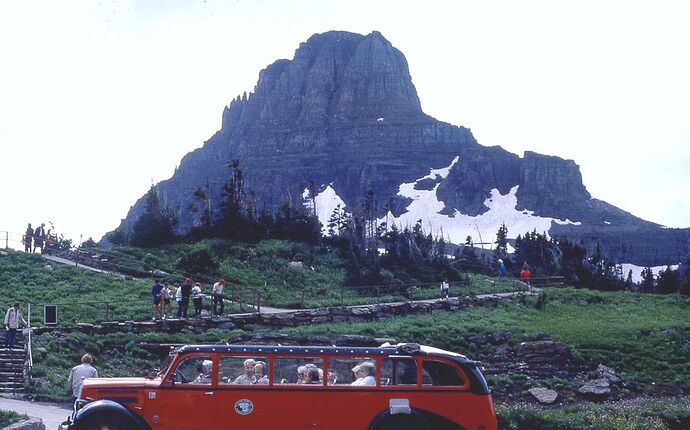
{"left": 254, "top": 361, "right": 268, "bottom": 385}
{"left": 233, "top": 359, "right": 256, "bottom": 384}
{"left": 304, "top": 363, "right": 321, "bottom": 384}
{"left": 296, "top": 365, "right": 307, "bottom": 384}
{"left": 327, "top": 370, "right": 338, "bottom": 385}
{"left": 192, "top": 360, "right": 212, "bottom": 384}
{"left": 351, "top": 362, "right": 376, "bottom": 386}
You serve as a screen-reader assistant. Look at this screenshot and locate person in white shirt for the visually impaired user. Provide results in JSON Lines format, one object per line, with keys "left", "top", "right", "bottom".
{"left": 440, "top": 279, "right": 449, "bottom": 299}
{"left": 192, "top": 283, "right": 203, "bottom": 317}
{"left": 351, "top": 362, "right": 376, "bottom": 386}
{"left": 68, "top": 353, "right": 99, "bottom": 403}
{"left": 4, "top": 302, "right": 27, "bottom": 350}
{"left": 212, "top": 279, "right": 226, "bottom": 316}
{"left": 233, "top": 359, "right": 256, "bottom": 384}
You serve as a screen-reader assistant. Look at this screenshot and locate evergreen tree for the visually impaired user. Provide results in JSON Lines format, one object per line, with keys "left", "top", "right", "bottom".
{"left": 656, "top": 266, "right": 680, "bottom": 294}
{"left": 493, "top": 222, "right": 509, "bottom": 263}
{"left": 130, "top": 186, "right": 177, "bottom": 248}
{"left": 640, "top": 267, "right": 655, "bottom": 293}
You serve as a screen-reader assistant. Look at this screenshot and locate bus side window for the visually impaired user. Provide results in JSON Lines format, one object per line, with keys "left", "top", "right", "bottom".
{"left": 328, "top": 358, "right": 376, "bottom": 386}
{"left": 421, "top": 360, "right": 466, "bottom": 387}
{"left": 381, "top": 358, "right": 417, "bottom": 386}
{"left": 274, "top": 357, "right": 324, "bottom": 385}
{"left": 219, "top": 356, "right": 269, "bottom": 385}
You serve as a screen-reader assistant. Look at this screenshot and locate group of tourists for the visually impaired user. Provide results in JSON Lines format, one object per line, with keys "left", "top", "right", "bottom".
{"left": 22, "top": 222, "right": 49, "bottom": 253}
{"left": 151, "top": 277, "right": 227, "bottom": 320}
{"left": 439, "top": 260, "right": 533, "bottom": 299}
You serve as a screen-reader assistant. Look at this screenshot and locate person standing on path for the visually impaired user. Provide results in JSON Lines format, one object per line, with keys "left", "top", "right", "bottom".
{"left": 33, "top": 223, "right": 45, "bottom": 253}
{"left": 192, "top": 282, "right": 203, "bottom": 317}
{"left": 151, "top": 279, "right": 164, "bottom": 320}
{"left": 4, "top": 302, "right": 27, "bottom": 350}
{"left": 520, "top": 265, "right": 532, "bottom": 291}
{"left": 160, "top": 283, "right": 172, "bottom": 319}
{"left": 440, "top": 279, "right": 449, "bottom": 299}
{"left": 67, "top": 353, "right": 98, "bottom": 403}
{"left": 498, "top": 259, "right": 506, "bottom": 279}
{"left": 212, "top": 279, "right": 225, "bottom": 316}
{"left": 23, "top": 224, "right": 33, "bottom": 253}
{"left": 179, "top": 278, "right": 193, "bottom": 318}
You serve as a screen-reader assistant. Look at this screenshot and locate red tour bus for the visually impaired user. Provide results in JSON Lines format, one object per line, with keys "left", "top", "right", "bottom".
{"left": 63, "top": 343, "right": 497, "bottom": 430}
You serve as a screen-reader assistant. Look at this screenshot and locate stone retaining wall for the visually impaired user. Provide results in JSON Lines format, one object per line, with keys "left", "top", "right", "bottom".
{"left": 33, "top": 294, "right": 521, "bottom": 336}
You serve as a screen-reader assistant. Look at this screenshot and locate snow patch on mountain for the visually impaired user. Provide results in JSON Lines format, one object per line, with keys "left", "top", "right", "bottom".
{"left": 621, "top": 263, "right": 679, "bottom": 284}
{"left": 381, "top": 157, "right": 584, "bottom": 246}
{"left": 313, "top": 184, "right": 347, "bottom": 234}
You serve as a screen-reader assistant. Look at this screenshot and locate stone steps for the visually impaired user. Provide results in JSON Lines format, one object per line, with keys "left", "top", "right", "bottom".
{"left": 0, "top": 331, "right": 26, "bottom": 393}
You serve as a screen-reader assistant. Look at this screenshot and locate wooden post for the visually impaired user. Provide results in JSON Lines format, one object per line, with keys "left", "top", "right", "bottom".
{"left": 256, "top": 291, "right": 261, "bottom": 314}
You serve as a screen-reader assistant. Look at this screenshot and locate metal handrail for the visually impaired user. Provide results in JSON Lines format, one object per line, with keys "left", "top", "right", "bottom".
{"left": 27, "top": 304, "right": 33, "bottom": 380}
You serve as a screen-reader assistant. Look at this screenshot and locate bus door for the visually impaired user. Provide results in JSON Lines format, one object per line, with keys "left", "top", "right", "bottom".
{"left": 155, "top": 354, "right": 217, "bottom": 428}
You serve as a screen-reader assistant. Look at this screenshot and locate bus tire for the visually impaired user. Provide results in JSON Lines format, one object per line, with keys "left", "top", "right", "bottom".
{"left": 377, "top": 416, "right": 426, "bottom": 430}
{"left": 77, "top": 412, "right": 134, "bottom": 430}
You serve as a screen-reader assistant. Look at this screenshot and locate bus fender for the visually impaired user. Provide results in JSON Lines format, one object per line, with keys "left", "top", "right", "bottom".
{"left": 72, "top": 400, "right": 150, "bottom": 430}
{"left": 368, "top": 406, "right": 430, "bottom": 430}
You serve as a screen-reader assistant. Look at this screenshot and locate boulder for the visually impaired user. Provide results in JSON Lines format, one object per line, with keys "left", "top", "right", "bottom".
{"left": 528, "top": 387, "right": 558, "bottom": 404}
{"left": 597, "top": 364, "right": 620, "bottom": 383}
{"left": 515, "top": 341, "right": 570, "bottom": 364}
{"left": 577, "top": 378, "right": 611, "bottom": 396}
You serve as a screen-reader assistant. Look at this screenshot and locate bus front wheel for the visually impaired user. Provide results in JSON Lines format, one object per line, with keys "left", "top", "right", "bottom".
{"left": 78, "top": 413, "right": 133, "bottom": 430}
{"left": 378, "top": 417, "right": 425, "bottom": 430}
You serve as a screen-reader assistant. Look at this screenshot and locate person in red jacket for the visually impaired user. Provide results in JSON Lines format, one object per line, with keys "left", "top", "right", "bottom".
{"left": 520, "top": 265, "right": 532, "bottom": 291}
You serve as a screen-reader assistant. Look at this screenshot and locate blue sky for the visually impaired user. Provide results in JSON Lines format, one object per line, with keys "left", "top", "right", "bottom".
{"left": 0, "top": 0, "right": 688, "bottom": 245}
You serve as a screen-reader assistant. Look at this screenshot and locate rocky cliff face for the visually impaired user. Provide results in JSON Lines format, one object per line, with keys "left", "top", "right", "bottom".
{"left": 109, "top": 31, "right": 689, "bottom": 266}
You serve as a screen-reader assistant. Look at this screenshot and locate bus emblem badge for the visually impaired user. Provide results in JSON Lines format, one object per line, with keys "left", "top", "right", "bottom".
{"left": 234, "top": 399, "right": 254, "bottom": 415}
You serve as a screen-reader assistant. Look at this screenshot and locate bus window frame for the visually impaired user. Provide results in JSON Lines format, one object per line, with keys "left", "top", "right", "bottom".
{"left": 418, "top": 357, "right": 471, "bottom": 391}
{"left": 272, "top": 354, "right": 327, "bottom": 387}
{"left": 165, "top": 352, "right": 218, "bottom": 387}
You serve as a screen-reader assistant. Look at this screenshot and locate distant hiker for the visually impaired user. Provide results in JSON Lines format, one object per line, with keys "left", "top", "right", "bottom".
{"left": 160, "top": 283, "right": 172, "bottom": 319}
{"left": 4, "top": 302, "right": 27, "bottom": 350}
{"left": 23, "top": 223, "right": 34, "bottom": 253}
{"left": 175, "top": 284, "right": 183, "bottom": 318}
{"left": 520, "top": 265, "right": 532, "bottom": 290}
{"left": 68, "top": 353, "right": 98, "bottom": 403}
{"left": 33, "top": 223, "right": 45, "bottom": 253}
{"left": 179, "top": 278, "right": 193, "bottom": 318}
{"left": 151, "top": 279, "right": 164, "bottom": 320}
{"left": 440, "top": 279, "right": 449, "bottom": 299}
{"left": 498, "top": 259, "right": 506, "bottom": 279}
{"left": 192, "top": 282, "right": 203, "bottom": 317}
{"left": 212, "top": 279, "right": 226, "bottom": 316}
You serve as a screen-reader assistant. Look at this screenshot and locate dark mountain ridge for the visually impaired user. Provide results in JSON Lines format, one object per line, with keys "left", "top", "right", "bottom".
{"left": 108, "top": 31, "right": 689, "bottom": 266}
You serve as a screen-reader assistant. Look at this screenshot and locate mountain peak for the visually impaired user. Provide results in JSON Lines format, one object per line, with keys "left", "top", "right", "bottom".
{"left": 222, "top": 30, "right": 424, "bottom": 130}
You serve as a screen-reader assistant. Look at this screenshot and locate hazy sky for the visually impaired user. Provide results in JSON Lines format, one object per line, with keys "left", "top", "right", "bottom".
{"left": 1, "top": 0, "right": 688, "bottom": 246}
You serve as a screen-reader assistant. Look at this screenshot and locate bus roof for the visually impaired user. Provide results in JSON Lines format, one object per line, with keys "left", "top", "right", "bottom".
{"left": 173, "top": 343, "right": 470, "bottom": 362}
